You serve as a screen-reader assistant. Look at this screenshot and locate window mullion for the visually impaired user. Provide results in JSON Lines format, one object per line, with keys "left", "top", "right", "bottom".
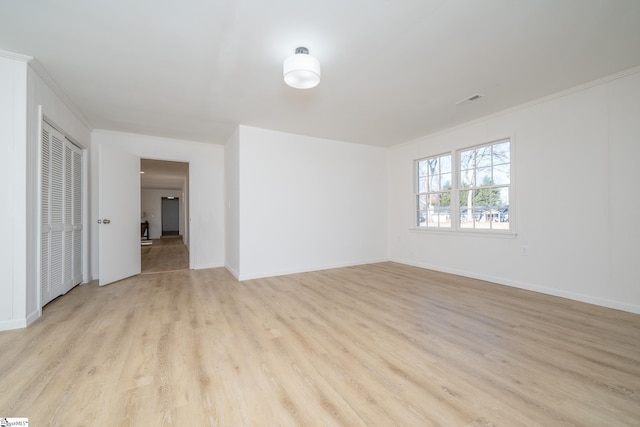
{"left": 452, "top": 150, "right": 460, "bottom": 231}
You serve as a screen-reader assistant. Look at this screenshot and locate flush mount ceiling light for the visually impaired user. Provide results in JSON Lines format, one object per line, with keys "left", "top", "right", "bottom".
{"left": 283, "top": 47, "right": 321, "bottom": 89}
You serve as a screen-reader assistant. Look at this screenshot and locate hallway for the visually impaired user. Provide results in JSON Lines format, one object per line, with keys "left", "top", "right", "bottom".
{"left": 141, "top": 237, "right": 189, "bottom": 274}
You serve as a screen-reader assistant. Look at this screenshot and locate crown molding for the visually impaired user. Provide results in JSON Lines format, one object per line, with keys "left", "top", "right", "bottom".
{"left": 28, "top": 58, "right": 93, "bottom": 131}
{"left": 394, "top": 64, "right": 640, "bottom": 149}
{"left": 0, "top": 49, "right": 33, "bottom": 62}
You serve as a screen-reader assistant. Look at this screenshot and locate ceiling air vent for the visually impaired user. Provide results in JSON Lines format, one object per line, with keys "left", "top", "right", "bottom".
{"left": 455, "top": 93, "right": 484, "bottom": 105}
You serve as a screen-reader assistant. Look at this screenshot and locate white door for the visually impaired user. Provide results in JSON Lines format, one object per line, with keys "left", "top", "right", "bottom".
{"left": 98, "top": 143, "right": 140, "bottom": 286}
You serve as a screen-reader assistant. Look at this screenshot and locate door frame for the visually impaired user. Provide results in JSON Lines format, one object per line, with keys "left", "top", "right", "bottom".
{"left": 139, "top": 158, "right": 190, "bottom": 247}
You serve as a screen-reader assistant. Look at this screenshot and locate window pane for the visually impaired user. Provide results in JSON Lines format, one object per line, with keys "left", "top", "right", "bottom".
{"left": 425, "top": 191, "right": 451, "bottom": 228}
{"left": 493, "top": 141, "right": 510, "bottom": 165}
{"left": 493, "top": 164, "right": 510, "bottom": 185}
{"left": 459, "top": 189, "right": 475, "bottom": 228}
{"left": 477, "top": 147, "right": 492, "bottom": 168}
{"left": 460, "top": 208, "right": 474, "bottom": 228}
{"left": 430, "top": 157, "right": 441, "bottom": 175}
{"left": 473, "top": 206, "right": 491, "bottom": 229}
{"left": 460, "top": 169, "right": 474, "bottom": 187}
{"left": 429, "top": 175, "right": 440, "bottom": 191}
{"left": 488, "top": 187, "right": 509, "bottom": 229}
{"left": 439, "top": 193, "right": 451, "bottom": 228}
{"left": 417, "top": 160, "right": 429, "bottom": 178}
{"left": 428, "top": 210, "right": 451, "bottom": 228}
{"left": 418, "top": 176, "right": 428, "bottom": 193}
{"left": 441, "top": 173, "right": 452, "bottom": 190}
{"left": 417, "top": 211, "right": 427, "bottom": 226}
{"left": 416, "top": 194, "right": 427, "bottom": 227}
{"left": 459, "top": 189, "right": 471, "bottom": 208}
{"left": 477, "top": 167, "right": 492, "bottom": 187}
{"left": 473, "top": 186, "right": 493, "bottom": 207}
{"left": 460, "top": 149, "right": 474, "bottom": 170}
{"left": 440, "top": 155, "right": 451, "bottom": 173}
{"left": 494, "top": 188, "right": 509, "bottom": 228}
{"left": 495, "top": 186, "right": 509, "bottom": 207}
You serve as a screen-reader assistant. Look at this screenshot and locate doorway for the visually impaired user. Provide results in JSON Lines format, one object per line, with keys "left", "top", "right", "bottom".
{"left": 161, "top": 197, "right": 180, "bottom": 236}
{"left": 139, "top": 159, "right": 190, "bottom": 274}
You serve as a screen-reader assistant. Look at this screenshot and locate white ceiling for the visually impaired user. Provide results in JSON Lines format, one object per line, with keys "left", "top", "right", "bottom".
{"left": 1, "top": 0, "right": 640, "bottom": 147}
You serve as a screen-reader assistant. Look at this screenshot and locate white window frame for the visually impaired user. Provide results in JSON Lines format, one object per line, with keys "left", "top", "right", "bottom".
{"left": 413, "top": 137, "right": 515, "bottom": 236}
{"left": 415, "top": 152, "right": 453, "bottom": 229}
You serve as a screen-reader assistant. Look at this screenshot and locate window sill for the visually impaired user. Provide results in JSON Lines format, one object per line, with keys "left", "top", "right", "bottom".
{"left": 409, "top": 227, "right": 517, "bottom": 239}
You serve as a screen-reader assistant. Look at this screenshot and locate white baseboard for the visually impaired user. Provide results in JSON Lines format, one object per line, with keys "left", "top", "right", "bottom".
{"left": 225, "top": 265, "right": 240, "bottom": 280}
{"left": 1, "top": 308, "right": 43, "bottom": 331}
{"left": 0, "top": 318, "right": 28, "bottom": 331}
{"left": 391, "top": 257, "right": 640, "bottom": 315}
{"left": 191, "top": 262, "right": 224, "bottom": 270}
{"left": 236, "top": 257, "right": 390, "bottom": 282}
{"left": 26, "top": 308, "right": 41, "bottom": 326}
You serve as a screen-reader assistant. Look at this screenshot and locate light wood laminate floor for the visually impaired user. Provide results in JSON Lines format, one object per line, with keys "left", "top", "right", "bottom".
{"left": 141, "top": 237, "right": 189, "bottom": 274}
{"left": 0, "top": 262, "right": 638, "bottom": 426}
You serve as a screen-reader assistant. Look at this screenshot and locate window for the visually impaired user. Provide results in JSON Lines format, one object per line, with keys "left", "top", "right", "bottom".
{"left": 416, "top": 153, "right": 452, "bottom": 228}
{"left": 415, "top": 138, "right": 511, "bottom": 232}
{"left": 459, "top": 140, "right": 510, "bottom": 230}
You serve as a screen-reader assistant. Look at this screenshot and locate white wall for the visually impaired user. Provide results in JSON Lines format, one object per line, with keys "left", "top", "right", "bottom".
{"left": 0, "top": 53, "right": 91, "bottom": 331}
{"left": 224, "top": 128, "right": 240, "bottom": 277}
{"left": 389, "top": 69, "right": 640, "bottom": 314}
{"left": 91, "top": 130, "right": 224, "bottom": 275}
{"left": 235, "top": 125, "right": 388, "bottom": 280}
{"left": 28, "top": 65, "right": 92, "bottom": 149}
{"left": 0, "top": 54, "right": 29, "bottom": 330}
{"left": 141, "top": 188, "right": 184, "bottom": 239}
{"left": 607, "top": 72, "right": 640, "bottom": 310}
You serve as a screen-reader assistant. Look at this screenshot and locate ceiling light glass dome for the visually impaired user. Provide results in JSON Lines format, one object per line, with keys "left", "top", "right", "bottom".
{"left": 283, "top": 47, "right": 321, "bottom": 89}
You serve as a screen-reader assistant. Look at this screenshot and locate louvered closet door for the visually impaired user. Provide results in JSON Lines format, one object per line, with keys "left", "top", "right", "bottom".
{"left": 41, "top": 121, "right": 84, "bottom": 306}
{"left": 63, "top": 143, "right": 73, "bottom": 292}
{"left": 49, "top": 125, "right": 65, "bottom": 303}
{"left": 41, "top": 125, "right": 52, "bottom": 305}
{"left": 72, "top": 147, "right": 83, "bottom": 286}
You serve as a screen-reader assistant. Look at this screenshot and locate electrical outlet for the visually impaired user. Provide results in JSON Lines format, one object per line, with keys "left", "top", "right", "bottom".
{"left": 520, "top": 246, "right": 528, "bottom": 256}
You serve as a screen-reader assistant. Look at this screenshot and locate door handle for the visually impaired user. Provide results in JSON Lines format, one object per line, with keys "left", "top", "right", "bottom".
{"left": 97, "top": 219, "right": 111, "bottom": 224}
